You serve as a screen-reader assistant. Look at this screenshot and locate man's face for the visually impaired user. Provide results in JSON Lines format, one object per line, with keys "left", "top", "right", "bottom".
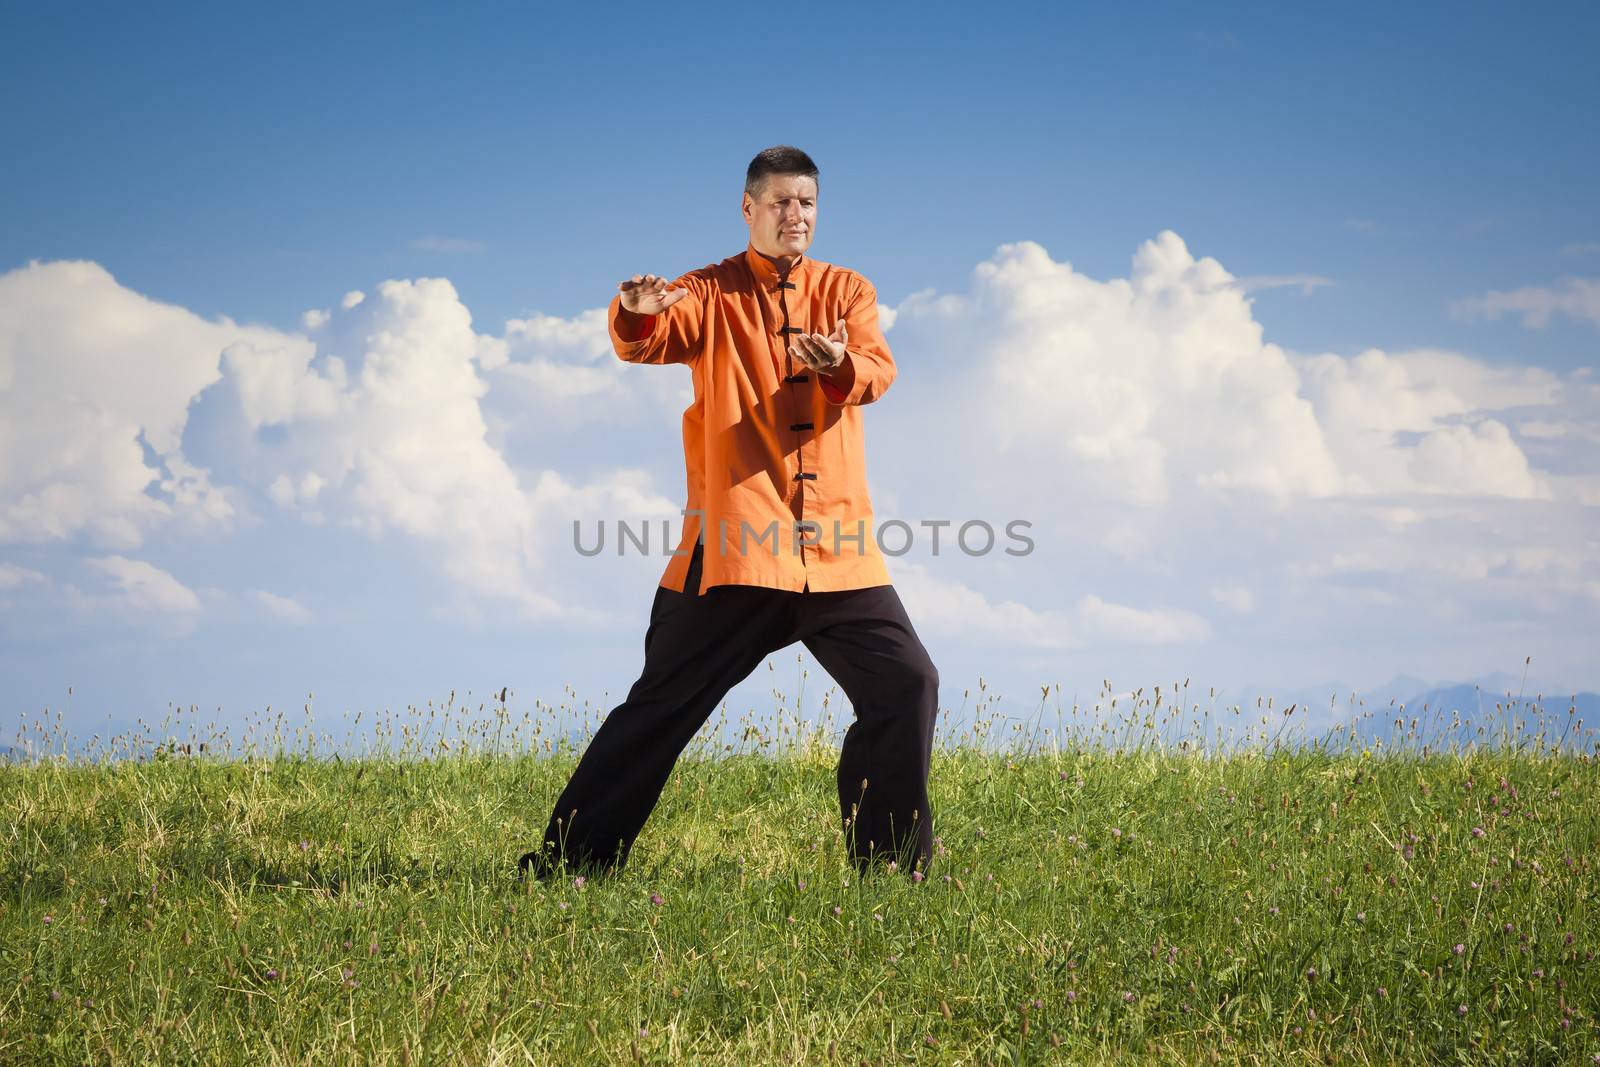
{"left": 742, "top": 173, "right": 818, "bottom": 261}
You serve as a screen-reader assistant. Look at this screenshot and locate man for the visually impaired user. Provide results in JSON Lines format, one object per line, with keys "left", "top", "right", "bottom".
{"left": 520, "top": 146, "right": 939, "bottom": 880}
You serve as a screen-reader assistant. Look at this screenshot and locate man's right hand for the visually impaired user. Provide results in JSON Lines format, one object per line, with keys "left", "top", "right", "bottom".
{"left": 618, "top": 274, "right": 687, "bottom": 315}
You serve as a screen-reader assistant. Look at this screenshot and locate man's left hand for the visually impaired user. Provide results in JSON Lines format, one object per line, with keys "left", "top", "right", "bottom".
{"left": 790, "top": 318, "right": 849, "bottom": 376}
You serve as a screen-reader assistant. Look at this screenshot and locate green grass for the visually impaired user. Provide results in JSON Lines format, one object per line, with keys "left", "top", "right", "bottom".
{"left": 3, "top": 683, "right": 1598, "bottom": 1064}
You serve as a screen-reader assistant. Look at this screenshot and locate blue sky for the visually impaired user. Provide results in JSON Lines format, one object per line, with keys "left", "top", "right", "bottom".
{"left": 3, "top": 2, "right": 1598, "bottom": 751}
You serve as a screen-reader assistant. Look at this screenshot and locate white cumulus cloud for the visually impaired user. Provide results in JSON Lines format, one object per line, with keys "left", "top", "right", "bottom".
{"left": 891, "top": 561, "right": 1209, "bottom": 648}
{"left": 199, "top": 279, "right": 547, "bottom": 617}
{"left": 1210, "top": 585, "right": 1255, "bottom": 613}
{"left": 0, "top": 562, "right": 47, "bottom": 590}
{"left": 250, "top": 589, "right": 312, "bottom": 624}
{"left": 865, "top": 232, "right": 1599, "bottom": 686}
{"left": 1452, "top": 277, "right": 1600, "bottom": 329}
{"left": 4, "top": 260, "right": 681, "bottom": 625}
{"left": 84, "top": 555, "right": 201, "bottom": 613}
{"left": 0, "top": 260, "right": 271, "bottom": 547}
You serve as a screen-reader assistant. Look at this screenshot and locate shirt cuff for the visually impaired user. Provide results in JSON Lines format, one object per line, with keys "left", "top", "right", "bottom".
{"left": 615, "top": 308, "right": 656, "bottom": 343}
{"left": 819, "top": 353, "right": 859, "bottom": 405}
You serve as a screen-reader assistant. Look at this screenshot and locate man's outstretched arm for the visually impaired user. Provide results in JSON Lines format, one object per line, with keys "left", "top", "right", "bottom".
{"left": 609, "top": 272, "right": 705, "bottom": 365}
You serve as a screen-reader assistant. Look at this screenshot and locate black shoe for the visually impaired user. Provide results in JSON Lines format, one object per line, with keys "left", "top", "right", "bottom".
{"left": 520, "top": 846, "right": 623, "bottom": 882}
{"left": 518, "top": 847, "right": 557, "bottom": 881}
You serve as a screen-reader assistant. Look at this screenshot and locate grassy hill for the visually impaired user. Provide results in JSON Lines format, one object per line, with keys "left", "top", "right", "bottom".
{"left": 2, "top": 698, "right": 1597, "bottom": 1063}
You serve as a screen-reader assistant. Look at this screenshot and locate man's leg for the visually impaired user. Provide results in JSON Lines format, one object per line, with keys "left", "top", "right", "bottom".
{"left": 797, "top": 584, "right": 939, "bottom": 875}
{"left": 525, "top": 545, "right": 794, "bottom": 876}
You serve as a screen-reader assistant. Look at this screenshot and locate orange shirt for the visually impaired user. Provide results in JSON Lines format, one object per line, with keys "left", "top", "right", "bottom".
{"left": 608, "top": 241, "right": 897, "bottom": 594}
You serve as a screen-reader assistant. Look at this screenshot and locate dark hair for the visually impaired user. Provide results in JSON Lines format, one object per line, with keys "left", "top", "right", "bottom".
{"left": 745, "top": 145, "right": 819, "bottom": 199}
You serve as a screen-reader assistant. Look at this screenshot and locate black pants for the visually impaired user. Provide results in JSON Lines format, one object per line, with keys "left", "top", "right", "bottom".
{"left": 532, "top": 542, "right": 939, "bottom": 876}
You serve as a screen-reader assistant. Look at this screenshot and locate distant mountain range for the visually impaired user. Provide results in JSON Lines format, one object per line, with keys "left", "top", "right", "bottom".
{"left": 1219, "top": 670, "right": 1599, "bottom": 752}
